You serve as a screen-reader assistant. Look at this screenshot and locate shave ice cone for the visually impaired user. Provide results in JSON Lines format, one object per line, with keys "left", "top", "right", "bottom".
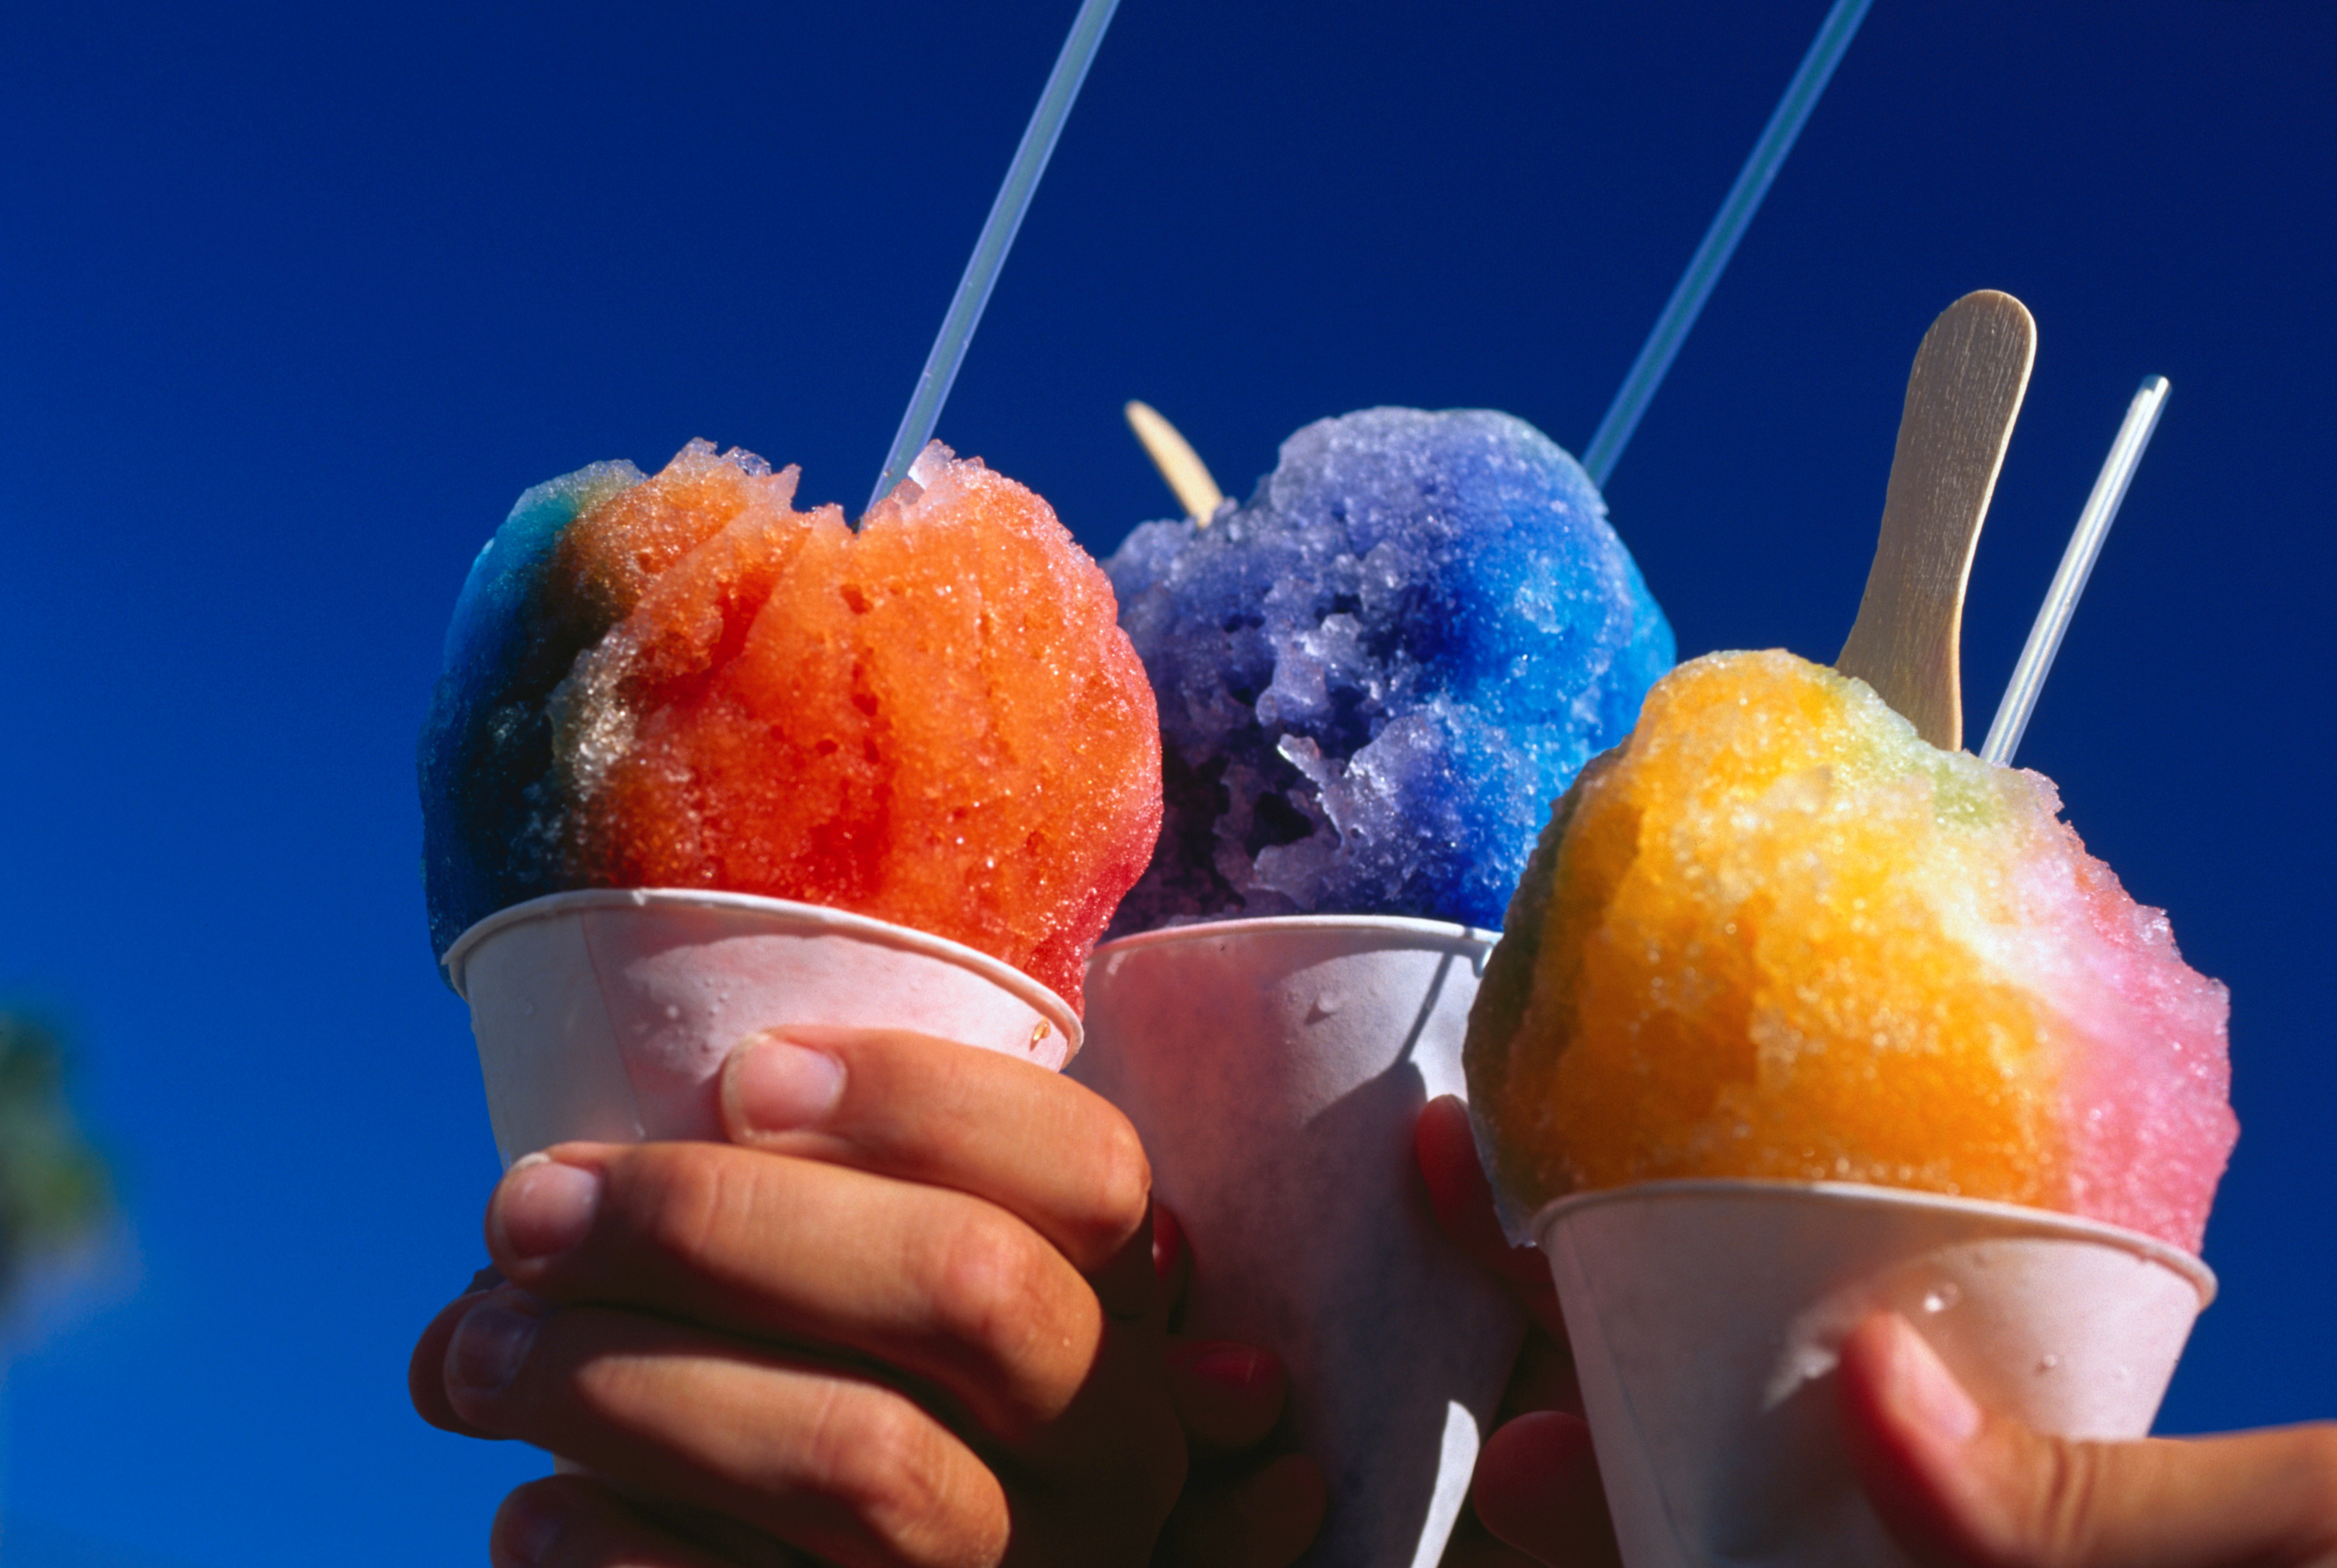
{"left": 1075, "top": 916, "right": 1527, "bottom": 1568}
{"left": 1466, "top": 651, "right": 2236, "bottom": 1568}
{"left": 419, "top": 440, "right": 1164, "bottom": 1162}
{"left": 1084, "top": 404, "right": 1674, "bottom": 1563}
{"left": 1461, "top": 310, "right": 2228, "bottom": 1562}
{"left": 1538, "top": 1179, "right": 2211, "bottom": 1568}
{"left": 445, "top": 889, "right": 1079, "bottom": 1166}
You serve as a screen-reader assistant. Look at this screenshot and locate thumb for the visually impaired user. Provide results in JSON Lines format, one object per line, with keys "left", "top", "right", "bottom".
{"left": 1839, "top": 1312, "right": 2337, "bottom": 1568}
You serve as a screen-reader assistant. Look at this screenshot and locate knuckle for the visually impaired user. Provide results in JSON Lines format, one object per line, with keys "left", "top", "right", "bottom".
{"left": 819, "top": 1390, "right": 942, "bottom": 1521}
{"left": 623, "top": 1146, "right": 753, "bottom": 1274}
{"left": 2023, "top": 1438, "right": 2107, "bottom": 1567}
{"left": 1077, "top": 1112, "right": 1154, "bottom": 1251}
{"left": 927, "top": 1210, "right": 1067, "bottom": 1375}
{"left": 812, "top": 1387, "right": 1007, "bottom": 1566}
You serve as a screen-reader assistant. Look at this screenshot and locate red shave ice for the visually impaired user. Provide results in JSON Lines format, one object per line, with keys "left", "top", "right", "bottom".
{"left": 422, "top": 439, "right": 1163, "bottom": 1013}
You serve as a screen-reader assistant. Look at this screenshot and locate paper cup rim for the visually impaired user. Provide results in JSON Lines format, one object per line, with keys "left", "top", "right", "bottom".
{"left": 1093, "top": 911, "right": 1501, "bottom": 960}
{"left": 1531, "top": 1178, "right": 2217, "bottom": 1308}
{"left": 442, "top": 887, "right": 1081, "bottom": 1046}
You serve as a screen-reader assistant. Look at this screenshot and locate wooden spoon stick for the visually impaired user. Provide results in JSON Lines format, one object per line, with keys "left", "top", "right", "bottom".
{"left": 1836, "top": 289, "right": 2037, "bottom": 750}
{"left": 1125, "top": 400, "right": 1226, "bottom": 523}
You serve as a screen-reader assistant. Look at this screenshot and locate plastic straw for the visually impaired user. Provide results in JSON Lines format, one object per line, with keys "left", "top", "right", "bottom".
{"left": 1979, "top": 376, "right": 2170, "bottom": 766}
{"left": 1581, "top": 0, "right": 1873, "bottom": 487}
{"left": 867, "top": 0, "right": 1121, "bottom": 516}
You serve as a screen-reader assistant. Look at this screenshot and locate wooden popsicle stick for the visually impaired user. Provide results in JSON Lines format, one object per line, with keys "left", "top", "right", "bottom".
{"left": 1836, "top": 289, "right": 2037, "bottom": 750}
{"left": 1125, "top": 400, "right": 1226, "bottom": 523}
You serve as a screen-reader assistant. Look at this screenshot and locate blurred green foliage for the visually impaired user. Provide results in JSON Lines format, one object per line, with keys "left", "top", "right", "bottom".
{"left": 0, "top": 1014, "right": 112, "bottom": 1305}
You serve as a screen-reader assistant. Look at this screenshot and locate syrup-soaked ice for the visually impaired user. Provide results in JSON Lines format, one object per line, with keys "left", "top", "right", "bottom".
{"left": 1104, "top": 408, "right": 1673, "bottom": 934}
{"left": 419, "top": 456, "right": 660, "bottom": 956}
{"left": 420, "top": 439, "right": 1162, "bottom": 1011}
{"left": 1465, "top": 650, "right": 2235, "bottom": 1252}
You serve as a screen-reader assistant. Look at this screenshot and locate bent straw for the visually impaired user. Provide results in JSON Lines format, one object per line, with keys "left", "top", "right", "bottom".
{"left": 867, "top": 0, "right": 1121, "bottom": 516}
{"left": 1979, "top": 376, "right": 2170, "bottom": 766}
{"left": 1582, "top": 0, "right": 1873, "bottom": 487}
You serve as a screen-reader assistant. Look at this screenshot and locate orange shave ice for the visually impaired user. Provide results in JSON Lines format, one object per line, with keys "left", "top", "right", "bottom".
{"left": 1466, "top": 650, "right": 2234, "bottom": 1251}
{"left": 420, "top": 439, "right": 1163, "bottom": 1012}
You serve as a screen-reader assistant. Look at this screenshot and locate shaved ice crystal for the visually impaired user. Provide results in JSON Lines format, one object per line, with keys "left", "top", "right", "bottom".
{"left": 1466, "top": 650, "right": 2235, "bottom": 1253}
{"left": 1103, "top": 408, "right": 1674, "bottom": 934}
{"left": 419, "top": 439, "right": 1163, "bottom": 1011}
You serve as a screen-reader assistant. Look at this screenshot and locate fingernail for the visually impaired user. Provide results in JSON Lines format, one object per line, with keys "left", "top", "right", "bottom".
{"left": 1182, "top": 1341, "right": 1272, "bottom": 1391}
{"left": 497, "top": 1157, "right": 602, "bottom": 1261}
{"left": 491, "top": 1489, "right": 563, "bottom": 1568}
{"left": 1887, "top": 1317, "right": 1982, "bottom": 1444}
{"left": 730, "top": 1034, "right": 845, "bottom": 1132}
{"left": 448, "top": 1291, "right": 547, "bottom": 1399}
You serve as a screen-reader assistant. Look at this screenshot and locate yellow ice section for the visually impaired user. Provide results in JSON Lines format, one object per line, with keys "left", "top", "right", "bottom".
{"left": 1471, "top": 650, "right": 2067, "bottom": 1215}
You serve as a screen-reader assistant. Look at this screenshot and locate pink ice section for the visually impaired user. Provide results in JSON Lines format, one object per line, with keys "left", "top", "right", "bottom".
{"left": 2002, "top": 772, "right": 2234, "bottom": 1254}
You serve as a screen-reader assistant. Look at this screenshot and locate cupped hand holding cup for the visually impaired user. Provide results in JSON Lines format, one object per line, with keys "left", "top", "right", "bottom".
{"left": 411, "top": 1024, "right": 1329, "bottom": 1568}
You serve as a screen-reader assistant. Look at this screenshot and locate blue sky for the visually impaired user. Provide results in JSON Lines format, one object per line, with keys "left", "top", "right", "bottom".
{"left": 4, "top": 1, "right": 2333, "bottom": 1563}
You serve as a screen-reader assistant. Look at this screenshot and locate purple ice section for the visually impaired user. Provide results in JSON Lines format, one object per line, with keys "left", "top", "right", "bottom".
{"left": 1104, "top": 407, "right": 1673, "bottom": 934}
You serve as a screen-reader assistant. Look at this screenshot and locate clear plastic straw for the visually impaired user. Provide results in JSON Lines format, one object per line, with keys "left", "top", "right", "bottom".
{"left": 867, "top": 0, "right": 1121, "bottom": 516}
{"left": 1581, "top": 0, "right": 1873, "bottom": 487}
{"left": 1979, "top": 376, "right": 2171, "bottom": 766}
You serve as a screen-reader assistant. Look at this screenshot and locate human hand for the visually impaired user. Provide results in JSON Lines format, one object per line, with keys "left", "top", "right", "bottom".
{"left": 1839, "top": 1310, "right": 2337, "bottom": 1568}
{"left": 1415, "top": 1100, "right": 2337, "bottom": 1568}
{"left": 410, "top": 1025, "right": 1325, "bottom": 1567}
{"left": 1413, "top": 1095, "right": 1618, "bottom": 1568}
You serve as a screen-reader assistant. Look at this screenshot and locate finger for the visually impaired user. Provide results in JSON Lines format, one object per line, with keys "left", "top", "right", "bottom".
{"left": 1416, "top": 1096, "right": 1563, "bottom": 1337}
{"left": 1416, "top": 1097, "right": 1587, "bottom": 1432}
{"left": 1470, "top": 1411, "right": 1620, "bottom": 1568}
{"left": 485, "top": 1140, "right": 1104, "bottom": 1453}
{"left": 412, "top": 1283, "right": 502, "bottom": 1438}
{"left": 445, "top": 1289, "right": 1010, "bottom": 1568}
{"left": 1164, "top": 1338, "right": 1287, "bottom": 1452}
{"left": 1155, "top": 1453, "right": 1327, "bottom": 1568}
{"left": 493, "top": 1475, "right": 802, "bottom": 1568}
{"left": 1438, "top": 1505, "right": 1547, "bottom": 1568}
{"left": 718, "top": 1026, "right": 1154, "bottom": 1293}
{"left": 1841, "top": 1312, "right": 2337, "bottom": 1568}
{"left": 1495, "top": 1330, "right": 1586, "bottom": 1426}
{"left": 1086, "top": 1195, "right": 1161, "bottom": 1327}
{"left": 1152, "top": 1202, "right": 1191, "bottom": 1333}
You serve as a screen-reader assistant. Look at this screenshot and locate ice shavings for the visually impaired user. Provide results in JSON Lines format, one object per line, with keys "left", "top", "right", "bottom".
{"left": 1104, "top": 407, "right": 1674, "bottom": 934}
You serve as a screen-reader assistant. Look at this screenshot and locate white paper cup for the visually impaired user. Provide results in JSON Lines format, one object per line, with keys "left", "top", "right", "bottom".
{"left": 445, "top": 889, "right": 1081, "bottom": 1166}
{"left": 1535, "top": 1178, "right": 2216, "bottom": 1568}
{"left": 1074, "top": 915, "right": 1528, "bottom": 1568}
